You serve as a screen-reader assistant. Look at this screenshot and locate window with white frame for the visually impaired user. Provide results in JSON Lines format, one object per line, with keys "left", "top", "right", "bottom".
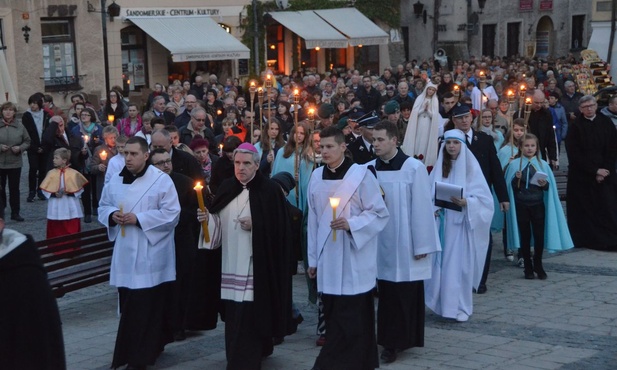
{"left": 41, "top": 18, "right": 79, "bottom": 90}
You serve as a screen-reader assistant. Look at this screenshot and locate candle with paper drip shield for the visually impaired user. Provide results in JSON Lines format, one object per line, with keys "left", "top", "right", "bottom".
{"left": 99, "top": 150, "right": 108, "bottom": 162}
{"left": 107, "top": 114, "right": 115, "bottom": 125}
{"left": 329, "top": 197, "right": 340, "bottom": 241}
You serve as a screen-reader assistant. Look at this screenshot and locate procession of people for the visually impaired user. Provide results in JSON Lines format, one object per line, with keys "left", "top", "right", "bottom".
{"left": 1, "top": 51, "right": 617, "bottom": 370}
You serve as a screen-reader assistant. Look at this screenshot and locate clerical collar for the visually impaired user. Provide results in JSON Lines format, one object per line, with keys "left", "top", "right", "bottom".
{"left": 380, "top": 149, "right": 398, "bottom": 164}
{"left": 584, "top": 115, "right": 596, "bottom": 121}
{"left": 327, "top": 157, "right": 345, "bottom": 172}
{"left": 376, "top": 149, "right": 409, "bottom": 171}
{"left": 120, "top": 164, "right": 149, "bottom": 184}
{"left": 323, "top": 157, "right": 353, "bottom": 180}
{"left": 239, "top": 173, "right": 256, "bottom": 188}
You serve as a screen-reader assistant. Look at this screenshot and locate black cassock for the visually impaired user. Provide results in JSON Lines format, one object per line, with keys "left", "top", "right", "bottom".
{"left": 0, "top": 234, "right": 66, "bottom": 370}
{"left": 566, "top": 113, "right": 617, "bottom": 250}
{"left": 209, "top": 171, "right": 292, "bottom": 369}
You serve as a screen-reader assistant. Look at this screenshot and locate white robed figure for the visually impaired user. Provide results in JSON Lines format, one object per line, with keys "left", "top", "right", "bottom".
{"left": 401, "top": 81, "right": 442, "bottom": 168}
{"left": 97, "top": 137, "right": 180, "bottom": 369}
{"left": 99, "top": 163, "right": 180, "bottom": 289}
{"left": 425, "top": 129, "right": 493, "bottom": 322}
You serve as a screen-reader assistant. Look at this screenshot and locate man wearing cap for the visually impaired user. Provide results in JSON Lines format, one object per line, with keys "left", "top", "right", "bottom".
{"left": 357, "top": 76, "right": 381, "bottom": 113}
{"left": 369, "top": 120, "right": 440, "bottom": 364}
{"left": 307, "top": 126, "right": 389, "bottom": 370}
{"left": 348, "top": 111, "right": 379, "bottom": 164}
{"left": 384, "top": 100, "right": 407, "bottom": 143}
{"left": 451, "top": 103, "right": 508, "bottom": 294}
{"left": 317, "top": 103, "right": 335, "bottom": 130}
{"left": 198, "top": 142, "right": 292, "bottom": 369}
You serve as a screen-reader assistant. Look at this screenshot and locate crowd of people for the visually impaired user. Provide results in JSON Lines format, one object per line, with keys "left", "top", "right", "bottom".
{"left": 1, "top": 52, "right": 617, "bottom": 370}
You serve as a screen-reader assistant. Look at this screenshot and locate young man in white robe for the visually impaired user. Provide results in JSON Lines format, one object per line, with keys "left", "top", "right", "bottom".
{"left": 307, "top": 126, "right": 390, "bottom": 370}
{"left": 98, "top": 136, "right": 180, "bottom": 370}
{"left": 104, "top": 135, "right": 127, "bottom": 185}
{"left": 368, "top": 120, "right": 441, "bottom": 364}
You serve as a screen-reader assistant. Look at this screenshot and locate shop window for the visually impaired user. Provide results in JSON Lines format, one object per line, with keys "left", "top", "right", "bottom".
{"left": 121, "top": 26, "right": 148, "bottom": 92}
{"left": 41, "top": 18, "right": 80, "bottom": 91}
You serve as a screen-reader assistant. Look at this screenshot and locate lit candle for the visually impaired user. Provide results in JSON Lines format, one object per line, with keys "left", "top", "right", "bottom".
{"left": 250, "top": 81, "right": 255, "bottom": 87}
{"left": 119, "top": 204, "right": 125, "bottom": 237}
{"left": 217, "top": 109, "right": 222, "bottom": 115}
{"left": 82, "top": 134, "right": 89, "bottom": 149}
{"left": 100, "top": 150, "right": 107, "bottom": 161}
{"left": 107, "top": 114, "right": 115, "bottom": 124}
{"left": 308, "top": 108, "right": 315, "bottom": 121}
{"left": 193, "top": 182, "right": 210, "bottom": 243}
{"left": 219, "top": 143, "right": 223, "bottom": 153}
{"left": 329, "top": 197, "right": 340, "bottom": 241}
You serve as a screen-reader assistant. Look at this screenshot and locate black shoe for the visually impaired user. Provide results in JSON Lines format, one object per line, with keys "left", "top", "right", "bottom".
{"left": 84, "top": 215, "right": 92, "bottom": 223}
{"left": 476, "top": 284, "right": 487, "bottom": 294}
{"left": 524, "top": 270, "right": 535, "bottom": 279}
{"left": 27, "top": 191, "right": 35, "bottom": 202}
{"left": 381, "top": 348, "right": 397, "bottom": 363}
{"left": 10, "top": 214, "right": 24, "bottom": 222}
{"left": 534, "top": 267, "right": 547, "bottom": 280}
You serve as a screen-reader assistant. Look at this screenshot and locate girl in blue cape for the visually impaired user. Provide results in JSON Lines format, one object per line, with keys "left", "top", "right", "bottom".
{"left": 504, "top": 133, "right": 573, "bottom": 280}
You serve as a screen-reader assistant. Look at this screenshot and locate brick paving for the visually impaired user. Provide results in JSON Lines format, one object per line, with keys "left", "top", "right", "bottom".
{"left": 7, "top": 146, "right": 617, "bottom": 369}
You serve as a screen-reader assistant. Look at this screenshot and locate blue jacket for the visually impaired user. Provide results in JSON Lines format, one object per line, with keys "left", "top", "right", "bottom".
{"left": 548, "top": 103, "right": 568, "bottom": 143}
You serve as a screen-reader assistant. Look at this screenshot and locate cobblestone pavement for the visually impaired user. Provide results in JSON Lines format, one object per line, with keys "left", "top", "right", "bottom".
{"left": 10, "top": 145, "right": 617, "bottom": 369}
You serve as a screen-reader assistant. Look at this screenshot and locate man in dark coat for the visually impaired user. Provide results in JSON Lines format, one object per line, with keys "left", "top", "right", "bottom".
{"left": 0, "top": 219, "right": 66, "bottom": 369}
{"left": 515, "top": 90, "right": 558, "bottom": 167}
{"left": 150, "top": 129, "right": 204, "bottom": 182}
{"left": 150, "top": 149, "right": 217, "bottom": 340}
{"left": 452, "top": 104, "right": 508, "bottom": 294}
{"left": 199, "top": 143, "right": 291, "bottom": 369}
{"left": 357, "top": 76, "right": 381, "bottom": 113}
{"left": 566, "top": 95, "right": 617, "bottom": 251}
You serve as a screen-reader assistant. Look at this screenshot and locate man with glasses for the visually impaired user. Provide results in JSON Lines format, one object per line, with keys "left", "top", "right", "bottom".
{"left": 488, "top": 99, "right": 509, "bottom": 137}
{"left": 150, "top": 148, "right": 203, "bottom": 341}
{"left": 515, "top": 90, "right": 558, "bottom": 169}
{"left": 174, "top": 94, "right": 198, "bottom": 129}
{"left": 151, "top": 129, "right": 203, "bottom": 182}
{"left": 179, "top": 107, "right": 216, "bottom": 151}
{"left": 566, "top": 95, "right": 617, "bottom": 251}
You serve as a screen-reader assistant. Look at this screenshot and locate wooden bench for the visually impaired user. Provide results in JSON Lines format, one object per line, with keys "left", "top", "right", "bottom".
{"left": 554, "top": 170, "right": 568, "bottom": 201}
{"left": 36, "top": 228, "right": 113, "bottom": 298}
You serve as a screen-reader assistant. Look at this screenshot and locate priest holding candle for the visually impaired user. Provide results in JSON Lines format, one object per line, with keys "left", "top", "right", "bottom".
{"left": 196, "top": 142, "right": 292, "bottom": 370}
{"left": 98, "top": 136, "right": 180, "bottom": 370}
{"left": 306, "top": 126, "right": 389, "bottom": 370}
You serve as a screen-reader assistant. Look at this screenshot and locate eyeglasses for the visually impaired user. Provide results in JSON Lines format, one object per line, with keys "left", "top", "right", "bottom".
{"left": 152, "top": 159, "right": 172, "bottom": 166}
{"left": 185, "top": 101, "right": 197, "bottom": 104}
{"left": 194, "top": 118, "right": 207, "bottom": 122}
{"left": 580, "top": 104, "right": 597, "bottom": 109}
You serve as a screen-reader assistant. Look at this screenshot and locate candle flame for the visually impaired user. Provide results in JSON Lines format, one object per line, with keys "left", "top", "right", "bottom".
{"left": 329, "top": 197, "right": 340, "bottom": 208}
{"left": 453, "top": 85, "right": 459, "bottom": 90}
{"left": 520, "top": 84, "right": 526, "bottom": 91}
{"left": 193, "top": 182, "right": 203, "bottom": 191}
{"left": 100, "top": 150, "right": 107, "bottom": 160}
{"left": 525, "top": 97, "right": 532, "bottom": 104}
{"left": 507, "top": 90, "right": 514, "bottom": 96}
{"left": 308, "top": 108, "right": 315, "bottom": 114}
{"left": 107, "top": 114, "right": 115, "bottom": 122}
{"left": 294, "top": 89, "right": 299, "bottom": 96}
{"left": 250, "top": 81, "right": 255, "bottom": 87}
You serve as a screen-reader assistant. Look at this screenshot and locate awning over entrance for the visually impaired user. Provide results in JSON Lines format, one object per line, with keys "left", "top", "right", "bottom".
{"left": 269, "top": 10, "right": 349, "bottom": 49}
{"left": 128, "top": 16, "right": 250, "bottom": 62}
{"left": 314, "top": 8, "right": 389, "bottom": 47}
{"left": 270, "top": 8, "right": 388, "bottom": 49}
{"left": 0, "top": 40, "right": 16, "bottom": 104}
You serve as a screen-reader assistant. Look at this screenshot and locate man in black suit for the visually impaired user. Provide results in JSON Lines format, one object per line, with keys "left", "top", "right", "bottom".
{"left": 150, "top": 129, "right": 204, "bottom": 182}
{"left": 348, "top": 111, "right": 379, "bottom": 164}
{"left": 151, "top": 95, "right": 176, "bottom": 125}
{"left": 451, "top": 104, "right": 509, "bottom": 294}
{"left": 357, "top": 76, "right": 381, "bottom": 113}
{"left": 515, "top": 90, "right": 558, "bottom": 168}
{"left": 150, "top": 148, "right": 202, "bottom": 341}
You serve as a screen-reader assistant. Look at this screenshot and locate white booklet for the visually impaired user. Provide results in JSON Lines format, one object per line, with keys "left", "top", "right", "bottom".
{"left": 434, "top": 181, "right": 464, "bottom": 212}
{"left": 529, "top": 171, "right": 548, "bottom": 186}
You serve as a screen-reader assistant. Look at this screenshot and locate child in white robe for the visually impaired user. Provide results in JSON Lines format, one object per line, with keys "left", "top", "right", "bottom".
{"left": 425, "top": 129, "right": 493, "bottom": 322}
{"left": 39, "top": 148, "right": 88, "bottom": 254}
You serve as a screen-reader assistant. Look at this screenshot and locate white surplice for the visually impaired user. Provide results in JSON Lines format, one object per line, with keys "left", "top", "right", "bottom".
{"left": 367, "top": 157, "right": 441, "bottom": 282}
{"left": 104, "top": 153, "right": 125, "bottom": 185}
{"left": 99, "top": 165, "right": 180, "bottom": 289}
{"left": 307, "top": 164, "right": 389, "bottom": 295}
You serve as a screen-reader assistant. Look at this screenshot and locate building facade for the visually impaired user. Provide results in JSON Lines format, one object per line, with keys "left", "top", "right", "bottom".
{"left": 400, "top": 0, "right": 592, "bottom": 64}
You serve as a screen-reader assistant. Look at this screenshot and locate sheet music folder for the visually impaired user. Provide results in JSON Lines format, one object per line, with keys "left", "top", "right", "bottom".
{"left": 434, "top": 181, "right": 463, "bottom": 212}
